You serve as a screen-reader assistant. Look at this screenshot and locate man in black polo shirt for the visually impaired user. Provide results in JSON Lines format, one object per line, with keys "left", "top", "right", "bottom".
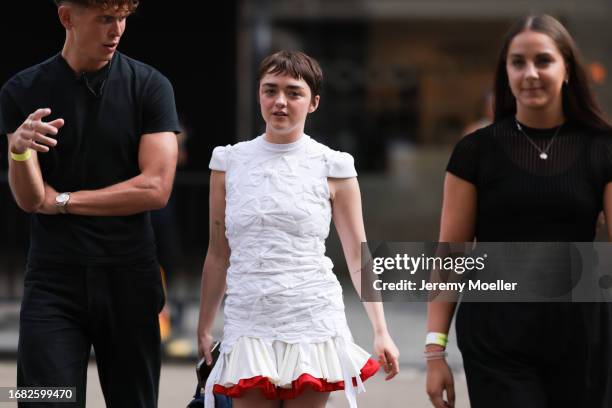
{"left": 0, "top": 1, "right": 179, "bottom": 406}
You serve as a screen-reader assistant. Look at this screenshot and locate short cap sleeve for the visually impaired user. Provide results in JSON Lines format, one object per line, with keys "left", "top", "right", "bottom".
{"left": 209, "top": 145, "right": 230, "bottom": 171}
{"left": 326, "top": 150, "right": 357, "bottom": 178}
{"left": 446, "top": 131, "right": 480, "bottom": 184}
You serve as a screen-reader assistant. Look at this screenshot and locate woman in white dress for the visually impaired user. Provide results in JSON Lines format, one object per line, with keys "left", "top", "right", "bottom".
{"left": 197, "top": 50, "right": 400, "bottom": 408}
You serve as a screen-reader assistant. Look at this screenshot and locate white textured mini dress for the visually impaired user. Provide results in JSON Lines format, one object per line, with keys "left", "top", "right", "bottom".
{"left": 204, "top": 134, "right": 379, "bottom": 407}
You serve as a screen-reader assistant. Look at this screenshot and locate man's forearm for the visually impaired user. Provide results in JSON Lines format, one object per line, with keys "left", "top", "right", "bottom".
{"left": 6, "top": 109, "right": 64, "bottom": 213}
{"left": 66, "top": 171, "right": 175, "bottom": 216}
{"left": 39, "top": 131, "right": 178, "bottom": 217}
{"left": 8, "top": 152, "right": 45, "bottom": 213}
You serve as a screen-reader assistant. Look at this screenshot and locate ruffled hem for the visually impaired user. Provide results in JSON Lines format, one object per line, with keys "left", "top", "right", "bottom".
{"left": 213, "top": 357, "right": 379, "bottom": 399}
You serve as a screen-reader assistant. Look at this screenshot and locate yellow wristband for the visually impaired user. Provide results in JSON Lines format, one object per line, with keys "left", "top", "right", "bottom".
{"left": 425, "top": 332, "right": 448, "bottom": 348}
{"left": 10, "top": 149, "right": 32, "bottom": 162}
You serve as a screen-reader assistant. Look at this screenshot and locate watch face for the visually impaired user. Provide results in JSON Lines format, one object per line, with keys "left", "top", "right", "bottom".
{"left": 56, "top": 193, "right": 70, "bottom": 204}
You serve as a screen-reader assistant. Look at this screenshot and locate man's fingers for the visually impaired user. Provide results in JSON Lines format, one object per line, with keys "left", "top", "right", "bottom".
{"left": 29, "top": 141, "right": 49, "bottom": 153}
{"left": 24, "top": 110, "right": 63, "bottom": 137}
{"left": 47, "top": 118, "right": 65, "bottom": 130}
{"left": 29, "top": 108, "right": 52, "bottom": 121}
{"left": 33, "top": 132, "right": 57, "bottom": 147}
{"left": 31, "top": 121, "right": 60, "bottom": 136}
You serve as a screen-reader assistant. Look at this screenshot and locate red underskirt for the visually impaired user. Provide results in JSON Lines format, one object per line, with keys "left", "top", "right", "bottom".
{"left": 213, "top": 358, "right": 380, "bottom": 400}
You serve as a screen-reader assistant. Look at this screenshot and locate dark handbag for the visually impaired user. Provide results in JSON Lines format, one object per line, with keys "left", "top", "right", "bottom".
{"left": 186, "top": 386, "right": 232, "bottom": 408}
{"left": 186, "top": 342, "right": 232, "bottom": 408}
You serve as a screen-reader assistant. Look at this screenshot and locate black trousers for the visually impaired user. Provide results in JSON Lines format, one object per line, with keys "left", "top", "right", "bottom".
{"left": 457, "top": 302, "right": 612, "bottom": 408}
{"left": 17, "top": 259, "right": 165, "bottom": 408}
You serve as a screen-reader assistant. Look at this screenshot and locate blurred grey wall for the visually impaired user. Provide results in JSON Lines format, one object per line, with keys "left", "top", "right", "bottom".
{"left": 235, "top": 0, "right": 612, "bottom": 250}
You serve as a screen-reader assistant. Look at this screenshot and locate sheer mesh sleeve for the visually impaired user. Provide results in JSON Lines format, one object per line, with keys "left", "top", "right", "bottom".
{"left": 446, "top": 130, "right": 481, "bottom": 184}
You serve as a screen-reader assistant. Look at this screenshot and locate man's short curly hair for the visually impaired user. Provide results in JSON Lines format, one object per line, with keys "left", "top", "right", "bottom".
{"left": 54, "top": 0, "right": 139, "bottom": 13}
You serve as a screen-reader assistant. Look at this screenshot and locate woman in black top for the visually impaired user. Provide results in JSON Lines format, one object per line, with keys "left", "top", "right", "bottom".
{"left": 426, "top": 15, "right": 612, "bottom": 408}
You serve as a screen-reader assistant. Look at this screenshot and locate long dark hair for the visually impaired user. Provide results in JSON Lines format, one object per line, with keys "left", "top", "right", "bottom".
{"left": 493, "top": 15, "right": 611, "bottom": 131}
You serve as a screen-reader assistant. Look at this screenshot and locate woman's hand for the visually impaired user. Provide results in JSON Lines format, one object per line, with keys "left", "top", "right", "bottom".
{"left": 426, "top": 354, "right": 455, "bottom": 408}
{"left": 197, "top": 329, "right": 215, "bottom": 366}
{"left": 373, "top": 331, "right": 400, "bottom": 380}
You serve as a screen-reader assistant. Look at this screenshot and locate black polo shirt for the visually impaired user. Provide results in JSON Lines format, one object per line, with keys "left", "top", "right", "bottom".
{"left": 0, "top": 52, "right": 180, "bottom": 265}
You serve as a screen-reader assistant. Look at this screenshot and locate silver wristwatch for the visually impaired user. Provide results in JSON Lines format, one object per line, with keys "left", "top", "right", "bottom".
{"left": 55, "top": 192, "right": 71, "bottom": 214}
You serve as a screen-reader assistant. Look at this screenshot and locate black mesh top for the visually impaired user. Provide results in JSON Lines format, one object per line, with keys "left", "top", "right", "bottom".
{"left": 447, "top": 116, "right": 612, "bottom": 242}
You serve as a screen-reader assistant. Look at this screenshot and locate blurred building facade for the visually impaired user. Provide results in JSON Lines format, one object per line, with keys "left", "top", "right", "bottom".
{"left": 237, "top": 0, "right": 612, "bottom": 170}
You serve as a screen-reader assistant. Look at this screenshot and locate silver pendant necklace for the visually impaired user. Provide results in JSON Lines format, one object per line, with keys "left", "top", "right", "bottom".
{"left": 515, "top": 119, "right": 563, "bottom": 160}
